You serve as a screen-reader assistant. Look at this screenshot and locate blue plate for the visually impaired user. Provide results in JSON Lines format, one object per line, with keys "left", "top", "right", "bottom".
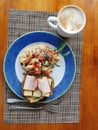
{"left": 3, "top": 31, "right": 76, "bottom": 103}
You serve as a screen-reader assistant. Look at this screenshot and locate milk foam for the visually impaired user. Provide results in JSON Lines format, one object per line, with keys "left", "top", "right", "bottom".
{"left": 59, "top": 7, "right": 84, "bottom": 32}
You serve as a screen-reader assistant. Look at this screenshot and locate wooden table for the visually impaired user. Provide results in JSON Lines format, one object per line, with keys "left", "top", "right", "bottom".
{"left": 0, "top": 0, "right": 98, "bottom": 129}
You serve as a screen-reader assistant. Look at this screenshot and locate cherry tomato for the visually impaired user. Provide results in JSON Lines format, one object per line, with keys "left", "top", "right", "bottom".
{"left": 35, "top": 62, "right": 41, "bottom": 68}
{"left": 44, "top": 69, "right": 50, "bottom": 76}
{"left": 24, "top": 57, "right": 31, "bottom": 65}
{"left": 39, "top": 55, "right": 45, "bottom": 61}
{"left": 31, "top": 64, "right": 36, "bottom": 69}
{"left": 34, "top": 68, "right": 41, "bottom": 75}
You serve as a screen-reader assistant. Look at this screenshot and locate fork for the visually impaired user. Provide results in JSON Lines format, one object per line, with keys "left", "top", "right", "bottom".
{"left": 9, "top": 104, "right": 59, "bottom": 113}
{"left": 8, "top": 98, "right": 62, "bottom": 113}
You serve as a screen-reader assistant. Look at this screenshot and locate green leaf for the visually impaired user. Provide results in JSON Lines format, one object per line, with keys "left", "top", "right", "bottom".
{"left": 62, "top": 51, "right": 70, "bottom": 57}
{"left": 54, "top": 63, "right": 61, "bottom": 67}
{"left": 57, "top": 42, "right": 67, "bottom": 53}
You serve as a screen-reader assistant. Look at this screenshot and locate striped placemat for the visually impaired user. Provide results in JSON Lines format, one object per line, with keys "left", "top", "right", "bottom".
{"left": 4, "top": 10, "right": 83, "bottom": 123}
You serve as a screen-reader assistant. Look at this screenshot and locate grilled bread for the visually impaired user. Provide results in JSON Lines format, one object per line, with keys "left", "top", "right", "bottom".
{"left": 22, "top": 74, "right": 54, "bottom": 103}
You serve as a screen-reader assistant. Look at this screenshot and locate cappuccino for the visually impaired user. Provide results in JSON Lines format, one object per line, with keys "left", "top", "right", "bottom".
{"left": 48, "top": 5, "right": 86, "bottom": 37}
{"left": 59, "top": 6, "right": 84, "bottom": 33}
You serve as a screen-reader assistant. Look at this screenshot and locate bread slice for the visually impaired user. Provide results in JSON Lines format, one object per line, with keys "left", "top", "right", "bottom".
{"left": 26, "top": 89, "right": 43, "bottom": 103}
{"left": 23, "top": 90, "right": 32, "bottom": 96}
{"left": 22, "top": 74, "right": 54, "bottom": 103}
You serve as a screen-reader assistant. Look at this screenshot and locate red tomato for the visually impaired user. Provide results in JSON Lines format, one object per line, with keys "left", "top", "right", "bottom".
{"left": 33, "top": 52, "right": 38, "bottom": 57}
{"left": 39, "top": 55, "right": 45, "bottom": 61}
{"left": 44, "top": 69, "right": 50, "bottom": 76}
{"left": 34, "top": 68, "right": 41, "bottom": 75}
{"left": 31, "top": 64, "right": 36, "bottom": 69}
{"left": 35, "top": 63, "right": 41, "bottom": 68}
{"left": 24, "top": 57, "right": 31, "bottom": 65}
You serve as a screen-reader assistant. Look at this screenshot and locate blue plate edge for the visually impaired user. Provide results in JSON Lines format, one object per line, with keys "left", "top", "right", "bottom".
{"left": 3, "top": 31, "right": 76, "bottom": 102}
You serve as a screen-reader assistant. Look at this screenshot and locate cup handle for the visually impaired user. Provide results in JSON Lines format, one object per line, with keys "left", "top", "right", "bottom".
{"left": 47, "top": 16, "right": 58, "bottom": 30}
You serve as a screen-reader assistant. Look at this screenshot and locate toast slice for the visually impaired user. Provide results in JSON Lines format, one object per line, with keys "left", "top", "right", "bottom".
{"left": 22, "top": 74, "right": 54, "bottom": 103}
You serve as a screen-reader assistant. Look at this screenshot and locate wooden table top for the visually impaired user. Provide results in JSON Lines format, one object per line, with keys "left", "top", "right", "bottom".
{"left": 0, "top": 0, "right": 98, "bottom": 129}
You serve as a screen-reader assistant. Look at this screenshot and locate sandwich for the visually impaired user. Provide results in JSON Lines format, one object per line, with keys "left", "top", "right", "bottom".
{"left": 22, "top": 74, "right": 54, "bottom": 103}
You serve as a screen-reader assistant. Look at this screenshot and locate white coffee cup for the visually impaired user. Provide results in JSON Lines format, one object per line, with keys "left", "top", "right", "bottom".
{"left": 47, "top": 5, "right": 86, "bottom": 37}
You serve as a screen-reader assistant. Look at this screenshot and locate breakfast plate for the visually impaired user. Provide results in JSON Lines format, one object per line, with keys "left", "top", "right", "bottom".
{"left": 3, "top": 31, "right": 76, "bottom": 103}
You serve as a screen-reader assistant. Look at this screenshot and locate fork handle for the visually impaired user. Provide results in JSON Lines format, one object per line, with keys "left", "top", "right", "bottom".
{"left": 7, "top": 98, "right": 28, "bottom": 104}
{"left": 9, "top": 106, "right": 43, "bottom": 110}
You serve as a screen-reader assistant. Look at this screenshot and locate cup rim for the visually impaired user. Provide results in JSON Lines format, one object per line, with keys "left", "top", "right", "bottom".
{"left": 58, "top": 5, "right": 86, "bottom": 34}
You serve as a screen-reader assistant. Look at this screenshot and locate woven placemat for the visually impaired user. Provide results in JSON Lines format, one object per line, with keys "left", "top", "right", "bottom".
{"left": 4, "top": 10, "right": 83, "bottom": 124}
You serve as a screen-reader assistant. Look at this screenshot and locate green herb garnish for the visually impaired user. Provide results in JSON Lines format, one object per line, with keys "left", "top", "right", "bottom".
{"left": 57, "top": 42, "right": 70, "bottom": 57}
{"left": 57, "top": 42, "right": 67, "bottom": 53}
{"left": 54, "top": 63, "right": 61, "bottom": 67}
{"left": 62, "top": 51, "right": 70, "bottom": 57}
